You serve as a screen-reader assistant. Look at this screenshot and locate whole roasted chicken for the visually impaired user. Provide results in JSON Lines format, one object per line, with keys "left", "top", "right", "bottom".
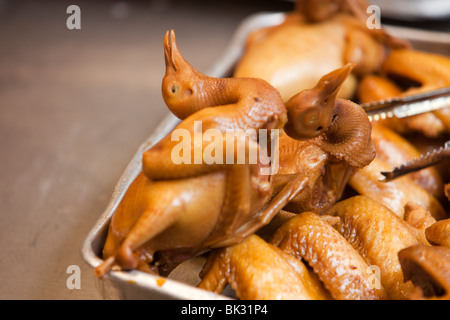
{"left": 95, "top": 30, "right": 290, "bottom": 277}
{"left": 234, "top": 0, "right": 407, "bottom": 102}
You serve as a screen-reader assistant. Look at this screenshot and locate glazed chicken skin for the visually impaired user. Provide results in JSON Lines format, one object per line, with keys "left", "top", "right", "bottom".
{"left": 366, "top": 138, "right": 450, "bottom": 220}
{"left": 380, "top": 146, "right": 450, "bottom": 299}
{"left": 234, "top": 0, "right": 407, "bottom": 102}
{"left": 197, "top": 66, "right": 381, "bottom": 300}
{"left": 141, "top": 30, "right": 295, "bottom": 249}
{"left": 95, "top": 31, "right": 380, "bottom": 277}
{"left": 271, "top": 211, "right": 388, "bottom": 300}
{"left": 358, "top": 49, "right": 450, "bottom": 138}
{"left": 143, "top": 31, "right": 287, "bottom": 181}
{"left": 348, "top": 135, "right": 446, "bottom": 220}
{"left": 97, "top": 171, "right": 227, "bottom": 275}
{"left": 369, "top": 124, "right": 444, "bottom": 199}
{"left": 95, "top": 30, "right": 295, "bottom": 277}
{"left": 198, "top": 211, "right": 389, "bottom": 300}
{"left": 399, "top": 245, "right": 450, "bottom": 300}
{"left": 274, "top": 64, "right": 375, "bottom": 213}
{"left": 211, "top": 64, "right": 377, "bottom": 247}
{"left": 188, "top": 64, "right": 378, "bottom": 248}
{"left": 325, "top": 195, "right": 421, "bottom": 299}
{"left": 198, "top": 198, "right": 446, "bottom": 300}
{"left": 378, "top": 143, "right": 450, "bottom": 247}
{"left": 198, "top": 234, "right": 331, "bottom": 300}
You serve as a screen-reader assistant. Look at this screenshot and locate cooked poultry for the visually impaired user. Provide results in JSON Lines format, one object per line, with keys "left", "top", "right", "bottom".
{"left": 197, "top": 234, "right": 331, "bottom": 300}
{"left": 326, "top": 195, "right": 421, "bottom": 299}
{"left": 398, "top": 245, "right": 450, "bottom": 300}
{"left": 375, "top": 142, "right": 450, "bottom": 247}
{"left": 271, "top": 211, "right": 388, "bottom": 300}
{"left": 358, "top": 49, "right": 450, "bottom": 138}
{"left": 373, "top": 139, "right": 450, "bottom": 218}
{"left": 95, "top": 31, "right": 377, "bottom": 278}
{"left": 96, "top": 171, "right": 227, "bottom": 276}
{"left": 143, "top": 30, "right": 287, "bottom": 180}
{"left": 380, "top": 139, "right": 450, "bottom": 183}
{"left": 426, "top": 219, "right": 450, "bottom": 247}
{"left": 198, "top": 198, "right": 446, "bottom": 300}
{"left": 94, "top": 30, "right": 295, "bottom": 277}
{"left": 275, "top": 64, "right": 375, "bottom": 213}
{"left": 198, "top": 211, "right": 390, "bottom": 300}
{"left": 348, "top": 157, "right": 446, "bottom": 219}
{"left": 141, "top": 30, "right": 298, "bottom": 249}
{"left": 170, "top": 64, "right": 377, "bottom": 249}
{"left": 376, "top": 146, "right": 450, "bottom": 299}
{"left": 93, "top": 3, "right": 450, "bottom": 299}
{"left": 370, "top": 124, "right": 444, "bottom": 199}
{"left": 197, "top": 65, "right": 379, "bottom": 300}
{"left": 347, "top": 123, "right": 447, "bottom": 220}
{"left": 234, "top": 0, "right": 407, "bottom": 102}
{"left": 403, "top": 202, "right": 437, "bottom": 245}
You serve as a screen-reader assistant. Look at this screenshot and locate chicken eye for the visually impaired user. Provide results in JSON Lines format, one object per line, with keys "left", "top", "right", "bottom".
{"left": 170, "top": 84, "right": 178, "bottom": 94}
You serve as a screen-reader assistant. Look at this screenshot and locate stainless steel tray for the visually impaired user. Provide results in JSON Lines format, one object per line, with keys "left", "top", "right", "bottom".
{"left": 81, "top": 12, "right": 450, "bottom": 300}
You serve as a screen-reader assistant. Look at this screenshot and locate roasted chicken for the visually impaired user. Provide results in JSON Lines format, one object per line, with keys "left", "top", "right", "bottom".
{"left": 358, "top": 49, "right": 450, "bottom": 138}
{"left": 95, "top": 30, "right": 290, "bottom": 277}
{"left": 399, "top": 245, "right": 450, "bottom": 300}
{"left": 234, "top": 0, "right": 407, "bottom": 102}
{"left": 325, "top": 195, "right": 421, "bottom": 299}
{"left": 271, "top": 211, "right": 388, "bottom": 300}
{"left": 198, "top": 234, "right": 331, "bottom": 300}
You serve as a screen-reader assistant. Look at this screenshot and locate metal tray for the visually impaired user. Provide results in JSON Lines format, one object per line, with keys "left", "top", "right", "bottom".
{"left": 81, "top": 12, "right": 450, "bottom": 300}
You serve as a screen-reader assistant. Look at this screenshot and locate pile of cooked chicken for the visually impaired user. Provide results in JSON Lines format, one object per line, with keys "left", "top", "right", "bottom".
{"left": 94, "top": 0, "right": 450, "bottom": 300}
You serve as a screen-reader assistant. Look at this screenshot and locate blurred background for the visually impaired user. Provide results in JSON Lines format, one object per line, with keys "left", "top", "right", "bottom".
{"left": 0, "top": 0, "right": 448, "bottom": 299}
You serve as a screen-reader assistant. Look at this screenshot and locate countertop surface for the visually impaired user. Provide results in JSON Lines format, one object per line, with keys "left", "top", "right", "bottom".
{"left": 1, "top": 0, "right": 449, "bottom": 300}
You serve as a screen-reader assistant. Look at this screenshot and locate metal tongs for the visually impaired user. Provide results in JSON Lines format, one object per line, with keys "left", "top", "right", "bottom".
{"left": 362, "top": 86, "right": 450, "bottom": 122}
{"left": 360, "top": 87, "right": 450, "bottom": 182}
{"left": 380, "top": 140, "right": 450, "bottom": 182}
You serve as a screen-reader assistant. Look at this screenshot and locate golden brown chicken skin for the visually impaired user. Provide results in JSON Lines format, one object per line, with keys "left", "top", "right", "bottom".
{"left": 271, "top": 211, "right": 388, "bottom": 300}
{"left": 198, "top": 234, "right": 331, "bottom": 300}
{"left": 95, "top": 30, "right": 291, "bottom": 277}
{"left": 234, "top": 0, "right": 407, "bottom": 102}
{"left": 326, "top": 196, "right": 420, "bottom": 299}
{"left": 399, "top": 245, "right": 450, "bottom": 300}
{"left": 348, "top": 157, "right": 446, "bottom": 220}
{"left": 358, "top": 49, "right": 450, "bottom": 138}
{"left": 275, "top": 64, "right": 375, "bottom": 214}
{"left": 425, "top": 219, "right": 450, "bottom": 247}
{"left": 96, "top": 172, "right": 227, "bottom": 276}
{"left": 403, "top": 202, "right": 436, "bottom": 245}
{"left": 370, "top": 123, "right": 444, "bottom": 199}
